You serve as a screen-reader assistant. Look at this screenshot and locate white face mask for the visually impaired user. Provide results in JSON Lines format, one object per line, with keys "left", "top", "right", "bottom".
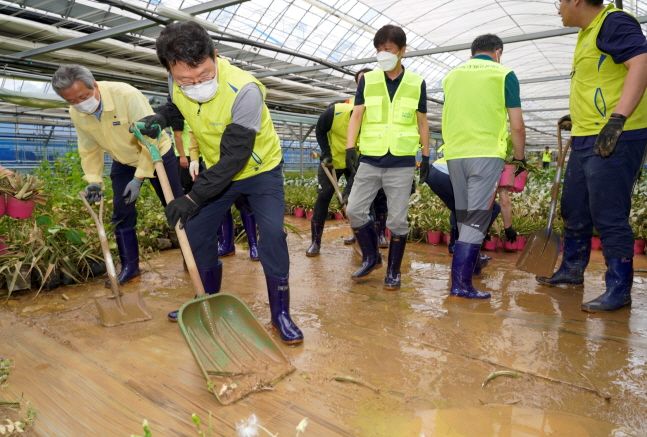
{"left": 181, "top": 76, "right": 218, "bottom": 103}
{"left": 376, "top": 51, "right": 399, "bottom": 72}
{"left": 74, "top": 94, "right": 100, "bottom": 114}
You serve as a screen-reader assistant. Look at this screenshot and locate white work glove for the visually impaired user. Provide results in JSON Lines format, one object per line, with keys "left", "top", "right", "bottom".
{"left": 189, "top": 160, "right": 200, "bottom": 181}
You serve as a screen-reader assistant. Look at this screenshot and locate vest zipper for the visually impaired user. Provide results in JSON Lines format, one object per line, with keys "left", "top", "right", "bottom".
{"left": 197, "top": 103, "right": 202, "bottom": 115}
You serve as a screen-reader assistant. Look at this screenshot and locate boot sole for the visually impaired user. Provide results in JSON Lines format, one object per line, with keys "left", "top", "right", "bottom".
{"left": 219, "top": 251, "right": 235, "bottom": 257}
{"left": 536, "top": 280, "right": 583, "bottom": 289}
{"left": 271, "top": 325, "right": 303, "bottom": 345}
{"left": 305, "top": 252, "right": 320, "bottom": 257}
{"left": 104, "top": 273, "right": 141, "bottom": 289}
{"left": 581, "top": 301, "right": 631, "bottom": 313}
{"left": 383, "top": 284, "right": 400, "bottom": 290}
{"left": 351, "top": 263, "right": 382, "bottom": 281}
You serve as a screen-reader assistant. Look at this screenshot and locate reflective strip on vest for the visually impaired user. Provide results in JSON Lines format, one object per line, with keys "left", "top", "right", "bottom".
{"left": 172, "top": 58, "right": 282, "bottom": 181}
{"left": 329, "top": 102, "right": 353, "bottom": 169}
{"left": 570, "top": 4, "right": 647, "bottom": 135}
{"left": 441, "top": 58, "right": 511, "bottom": 160}
{"left": 358, "top": 69, "right": 423, "bottom": 157}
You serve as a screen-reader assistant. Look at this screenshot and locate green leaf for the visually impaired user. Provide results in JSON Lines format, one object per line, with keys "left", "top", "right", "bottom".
{"left": 35, "top": 215, "right": 53, "bottom": 227}
{"left": 64, "top": 229, "right": 83, "bottom": 245}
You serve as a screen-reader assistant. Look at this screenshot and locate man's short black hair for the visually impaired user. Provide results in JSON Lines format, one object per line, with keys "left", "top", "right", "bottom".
{"left": 156, "top": 21, "right": 215, "bottom": 70}
{"left": 354, "top": 68, "right": 372, "bottom": 84}
{"left": 585, "top": 0, "right": 604, "bottom": 5}
{"left": 374, "top": 25, "right": 406, "bottom": 49}
{"left": 471, "top": 34, "right": 504, "bottom": 56}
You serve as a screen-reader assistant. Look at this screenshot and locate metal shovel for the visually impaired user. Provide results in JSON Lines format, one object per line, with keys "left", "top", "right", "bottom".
{"left": 516, "top": 120, "right": 571, "bottom": 277}
{"left": 80, "top": 193, "right": 152, "bottom": 327}
{"left": 131, "top": 122, "right": 294, "bottom": 404}
{"left": 320, "top": 162, "right": 362, "bottom": 257}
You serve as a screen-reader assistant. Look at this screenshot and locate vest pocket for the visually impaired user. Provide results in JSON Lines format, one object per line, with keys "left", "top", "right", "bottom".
{"left": 392, "top": 132, "right": 420, "bottom": 155}
{"left": 364, "top": 96, "right": 385, "bottom": 123}
{"left": 393, "top": 97, "right": 417, "bottom": 125}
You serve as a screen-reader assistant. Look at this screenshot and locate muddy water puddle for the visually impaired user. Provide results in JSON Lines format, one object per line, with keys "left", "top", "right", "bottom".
{"left": 1, "top": 216, "right": 646, "bottom": 436}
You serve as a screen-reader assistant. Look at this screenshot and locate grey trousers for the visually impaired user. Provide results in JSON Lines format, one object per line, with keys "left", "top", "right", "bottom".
{"left": 447, "top": 157, "right": 503, "bottom": 244}
{"left": 346, "top": 162, "right": 415, "bottom": 235}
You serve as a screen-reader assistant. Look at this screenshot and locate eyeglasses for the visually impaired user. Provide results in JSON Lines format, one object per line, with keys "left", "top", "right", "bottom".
{"left": 177, "top": 72, "right": 216, "bottom": 88}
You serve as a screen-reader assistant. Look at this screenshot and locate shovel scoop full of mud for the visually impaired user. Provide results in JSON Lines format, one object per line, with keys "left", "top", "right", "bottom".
{"left": 178, "top": 293, "right": 294, "bottom": 405}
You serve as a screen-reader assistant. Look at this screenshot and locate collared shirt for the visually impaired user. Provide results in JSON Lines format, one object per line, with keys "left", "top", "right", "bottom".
{"left": 472, "top": 54, "right": 521, "bottom": 108}
{"left": 70, "top": 81, "right": 172, "bottom": 183}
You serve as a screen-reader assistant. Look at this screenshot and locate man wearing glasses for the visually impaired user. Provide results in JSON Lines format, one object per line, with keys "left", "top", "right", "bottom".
{"left": 538, "top": 0, "right": 647, "bottom": 312}
{"left": 138, "top": 21, "right": 303, "bottom": 344}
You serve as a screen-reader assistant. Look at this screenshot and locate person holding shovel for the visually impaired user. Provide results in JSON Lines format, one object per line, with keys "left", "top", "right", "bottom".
{"left": 345, "top": 24, "right": 429, "bottom": 290}
{"left": 441, "top": 34, "right": 526, "bottom": 299}
{"left": 538, "top": 0, "right": 647, "bottom": 312}
{"left": 51, "top": 64, "right": 184, "bottom": 286}
{"left": 138, "top": 21, "right": 303, "bottom": 344}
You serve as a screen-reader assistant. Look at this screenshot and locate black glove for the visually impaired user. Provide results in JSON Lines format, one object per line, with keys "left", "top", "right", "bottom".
{"left": 321, "top": 154, "right": 333, "bottom": 168}
{"left": 558, "top": 114, "right": 572, "bottom": 131}
{"left": 345, "top": 148, "right": 359, "bottom": 174}
{"left": 511, "top": 158, "right": 527, "bottom": 176}
{"left": 136, "top": 113, "right": 168, "bottom": 138}
{"left": 419, "top": 156, "right": 430, "bottom": 185}
{"left": 594, "top": 113, "right": 626, "bottom": 158}
{"left": 504, "top": 226, "right": 517, "bottom": 243}
{"left": 84, "top": 183, "right": 102, "bottom": 203}
{"left": 165, "top": 195, "right": 200, "bottom": 228}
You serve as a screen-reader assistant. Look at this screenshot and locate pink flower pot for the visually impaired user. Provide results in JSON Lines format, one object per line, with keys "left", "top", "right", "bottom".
{"left": 516, "top": 236, "right": 527, "bottom": 251}
{"left": 334, "top": 212, "right": 344, "bottom": 221}
{"left": 498, "top": 164, "right": 515, "bottom": 189}
{"left": 591, "top": 236, "right": 602, "bottom": 251}
{"left": 504, "top": 241, "right": 517, "bottom": 252}
{"left": 483, "top": 239, "right": 497, "bottom": 251}
{"left": 511, "top": 170, "right": 529, "bottom": 193}
{"left": 442, "top": 232, "right": 451, "bottom": 245}
{"left": 6, "top": 197, "right": 35, "bottom": 219}
{"left": 427, "top": 230, "right": 442, "bottom": 245}
{"left": 385, "top": 228, "right": 391, "bottom": 240}
{"left": 306, "top": 209, "right": 314, "bottom": 221}
{"left": 0, "top": 194, "right": 5, "bottom": 216}
{"left": 634, "top": 239, "right": 646, "bottom": 255}
{"left": 293, "top": 207, "right": 305, "bottom": 218}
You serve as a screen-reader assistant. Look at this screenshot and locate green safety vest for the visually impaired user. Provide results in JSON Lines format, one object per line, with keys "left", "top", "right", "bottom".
{"left": 172, "top": 122, "right": 194, "bottom": 157}
{"left": 172, "top": 58, "right": 282, "bottom": 180}
{"left": 442, "top": 58, "right": 511, "bottom": 160}
{"left": 571, "top": 3, "right": 647, "bottom": 136}
{"left": 328, "top": 101, "right": 353, "bottom": 169}
{"left": 358, "top": 69, "right": 423, "bottom": 157}
{"left": 542, "top": 151, "right": 551, "bottom": 162}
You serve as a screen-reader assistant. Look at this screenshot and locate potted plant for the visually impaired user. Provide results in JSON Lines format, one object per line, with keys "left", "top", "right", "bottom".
{"left": 5, "top": 173, "right": 46, "bottom": 219}
{"left": 0, "top": 167, "right": 12, "bottom": 216}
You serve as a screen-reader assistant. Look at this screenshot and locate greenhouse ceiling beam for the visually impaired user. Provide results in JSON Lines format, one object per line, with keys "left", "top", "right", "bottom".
{"left": 257, "top": 15, "right": 647, "bottom": 79}
{"left": 8, "top": 0, "right": 246, "bottom": 59}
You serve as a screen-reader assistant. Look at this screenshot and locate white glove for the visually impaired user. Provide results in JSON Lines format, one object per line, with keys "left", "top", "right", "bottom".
{"left": 189, "top": 160, "right": 200, "bottom": 181}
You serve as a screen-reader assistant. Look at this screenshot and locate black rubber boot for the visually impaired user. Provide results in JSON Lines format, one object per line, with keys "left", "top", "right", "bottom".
{"left": 450, "top": 242, "right": 491, "bottom": 299}
{"left": 105, "top": 228, "right": 140, "bottom": 288}
{"left": 473, "top": 253, "right": 490, "bottom": 276}
{"left": 448, "top": 226, "right": 459, "bottom": 254}
{"left": 343, "top": 235, "right": 356, "bottom": 245}
{"left": 217, "top": 209, "right": 235, "bottom": 257}
{"left": 536, "top": 237, "right": 590, "bottom": 287}
{"left": 581, "top": 257, "right": 632, "bottom": 312}
{"left": 384, "top": 234, "right": 406, "bottom": 290}
{"left": 168, "top": 260, "right": 223, "bottom": 322}
{"left": 266, "top": 275, "right": 304, "bottom": 344}
{"left": 375, "top": 213, "right": 389, "bottom": 249}
{"left": 306, "top": 221, "right": 325, "bottom": 257}
{"left": 240, "top": 209, "right": 259, "bottom": 261}
{"left": 351, "top": 221, "right": 382, "bottom": 280}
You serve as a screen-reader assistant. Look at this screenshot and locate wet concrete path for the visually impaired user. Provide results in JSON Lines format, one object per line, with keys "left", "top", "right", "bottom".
{"left": 1, "top": 216, "right": 646, "bottom": 436}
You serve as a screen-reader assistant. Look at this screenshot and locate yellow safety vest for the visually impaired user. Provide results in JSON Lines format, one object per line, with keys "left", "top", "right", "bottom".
{"left": 570, "top": 4, "right": 647, "bottom": 135}
{"left": 358, "top": 69, "right": 423, "bottom": 157}
{"left": 542, "top": 151, "right": 551, "bottom": 162}
{"left": 328, "top": 102, "right": 353, "bottom": 169}
{"left": 172, "top": 58, "right": 282, "bottom": 180}
{"left": 442, "top": 58, "right": 511, "bottom": 160}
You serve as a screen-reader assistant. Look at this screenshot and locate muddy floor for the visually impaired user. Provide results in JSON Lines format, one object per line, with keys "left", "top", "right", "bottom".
{"left": 1, "top": 216, "right": 646, "bottom": 436}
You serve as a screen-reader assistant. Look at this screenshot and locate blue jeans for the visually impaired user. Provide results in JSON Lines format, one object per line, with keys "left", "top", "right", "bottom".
{"left": 184, "top": 165, "right": 289, "bottom": 277}
{"left": 561, "top": 139, "right": 647, "bottom": 259}
{"left": 111, "top": 148, "right": 183, "bottom": 230}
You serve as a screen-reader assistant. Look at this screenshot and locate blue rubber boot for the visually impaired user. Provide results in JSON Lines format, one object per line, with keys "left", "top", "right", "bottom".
{"left": 217, "top": 209, "right": 236, "bottom": 257}
{"left": 581, "top": 257, "right": 632, "bottom": 312}
{"left": 306, "top": 221, "right": 324, "bottom": 257}
{"left": 448, "top": 226, "right": 459, "bottom": 254}
{"left": 536, "top": 237, "right": 590, "bottom": 287}
{"left": 168, "top": 261, "right": 223, "bottom": 322}
{"left": 240, "top": 209, "right": 260, "bottom": 261}
{"left": 473, "top": 253, "right": 490, "bottom": 276}
{"left": 450, "top": 241, "right": 491, "bottom": 299}
{"left": 351, "top": 221, "right": 382, "bottom": 280}
{"left": 110, "top": 228, "right": 140, "bottom": 286}
{"left": 384, "top": 234, "right": 406, "bottom": 290}
{"left": 266, "top": 275, "right": 303, "bottom": 345}
{"left": 376, "top": 213, "right": 389, "bottom": 249}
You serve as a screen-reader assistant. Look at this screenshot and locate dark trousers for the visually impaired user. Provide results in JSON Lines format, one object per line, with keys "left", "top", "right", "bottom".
{"left": 542, "top": 161, "right": 550, "bottom": 169}
{"left": 177, "top": 157, "right": 205, "bottom": 195}
{"left": 561, "top": 140, "right": 647, "bottom": 259}
{"left": 184, "top": 165, "right": 288, "bottom": 277}
{"left": 111, "top": 148, "right": 183, "bottom": 230}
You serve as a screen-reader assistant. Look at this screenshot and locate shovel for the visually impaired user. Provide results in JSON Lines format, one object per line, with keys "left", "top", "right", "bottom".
{"left": 131, "top": 122, "right": 294, "bottom": 404}
{"left": 79, "top": 193, "right": 152, "bottom": 327}
{"left": 320, "top": 162, "right": 362, "bottom": 257}
{"left": 516, "top": 120, "right": 571, "bottom": 277}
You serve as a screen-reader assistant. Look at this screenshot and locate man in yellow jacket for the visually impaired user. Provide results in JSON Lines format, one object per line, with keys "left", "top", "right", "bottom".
{"left": 138, "top": 21, "right": 302, "bottom": 344}
{"left": 51, "top": 65, "right": 184, "bottom": 285}
{"left": 538, "top": 0, "right": 647, "bottom": 312}
{"left": 345, "top": 24, "right": 429, "bottom": 290}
